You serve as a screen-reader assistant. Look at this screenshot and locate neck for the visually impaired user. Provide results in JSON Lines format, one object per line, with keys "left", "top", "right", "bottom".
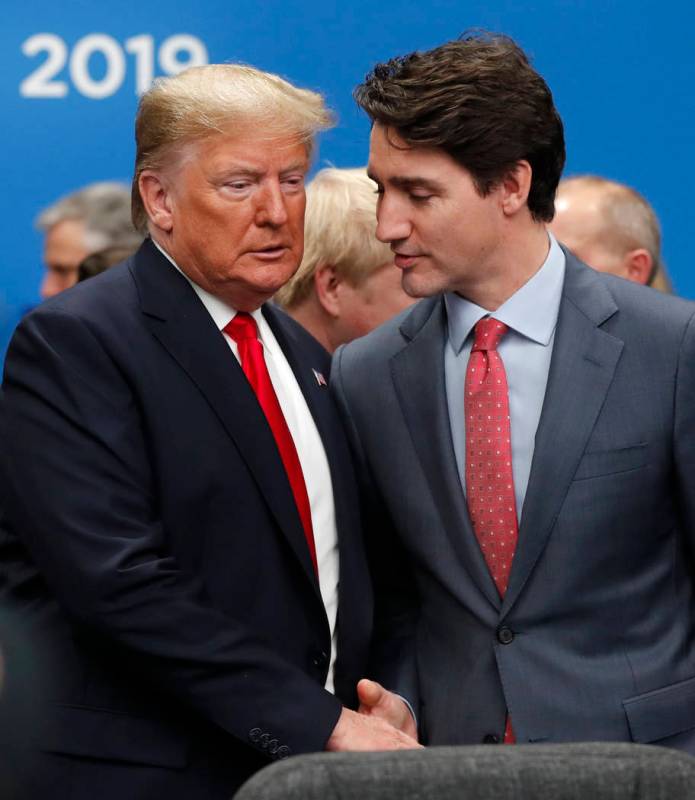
{"left": 285, "top": 301, "right": 336, "bottom": 353}
{"left": 456, "top": 223, "right": 550, "bottom": 311}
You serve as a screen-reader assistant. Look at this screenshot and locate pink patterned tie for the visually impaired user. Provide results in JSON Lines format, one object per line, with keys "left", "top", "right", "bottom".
{"left": 465, "top": 317, "right": 517, "bottom": 744}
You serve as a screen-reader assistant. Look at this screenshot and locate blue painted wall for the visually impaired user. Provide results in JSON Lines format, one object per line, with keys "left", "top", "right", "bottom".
{"left": 3, "top": 0, "right": 694, "bottom": 355}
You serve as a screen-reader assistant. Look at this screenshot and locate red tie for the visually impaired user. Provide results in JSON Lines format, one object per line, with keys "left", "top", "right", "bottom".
{"left": 465, "top": 317, "right": 517, "bottom": 744}
{"left": 224, "top": 312, "right": 318, "bottom": 575}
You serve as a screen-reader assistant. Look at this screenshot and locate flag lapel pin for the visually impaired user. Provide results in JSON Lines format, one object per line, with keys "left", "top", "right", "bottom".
{"left": 312, "top": 368, "right": 327, "bottom": 387}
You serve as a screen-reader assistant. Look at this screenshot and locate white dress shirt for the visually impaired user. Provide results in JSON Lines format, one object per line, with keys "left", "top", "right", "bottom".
{"left": 153, "top": 240, "right": 340, "bottom": 692}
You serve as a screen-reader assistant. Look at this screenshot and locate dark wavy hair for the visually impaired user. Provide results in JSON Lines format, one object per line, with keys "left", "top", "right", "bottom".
{"left": 354, "top": 32, "right": 565, "bottom": 222}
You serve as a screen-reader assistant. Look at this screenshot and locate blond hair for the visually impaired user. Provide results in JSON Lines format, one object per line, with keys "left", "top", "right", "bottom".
{"left": 275, "top": 167, "right": 393, "bottom": 308}
{"left": 131, "top": 64, "right": 334, "bottom": 232}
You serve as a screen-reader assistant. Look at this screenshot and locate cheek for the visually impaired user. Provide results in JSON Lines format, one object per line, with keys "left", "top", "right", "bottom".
{"left": 288, "top": 206, "right": 306, "bottom": 241}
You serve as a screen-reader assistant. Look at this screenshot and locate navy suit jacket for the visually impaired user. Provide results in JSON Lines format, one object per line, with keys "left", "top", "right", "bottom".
{"left": 0, "top": 239, "right": 372, "bottom": 799}
{"left": 333, "top": 252, "right": 695, "bottom": 752}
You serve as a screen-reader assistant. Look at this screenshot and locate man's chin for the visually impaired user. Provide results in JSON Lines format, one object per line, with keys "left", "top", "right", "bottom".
{"left": 401, "top": 272, "right": 442, "bottom": 299}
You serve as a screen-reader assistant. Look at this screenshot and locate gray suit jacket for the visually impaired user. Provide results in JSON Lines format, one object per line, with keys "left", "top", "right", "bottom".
{"left": 332, "top": 252, "right": 695, "bottom": 752}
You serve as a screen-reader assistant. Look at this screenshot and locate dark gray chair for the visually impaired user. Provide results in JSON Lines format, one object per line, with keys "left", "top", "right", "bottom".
{"left": 233, "top": 743, "right": 695, "bottom": 799}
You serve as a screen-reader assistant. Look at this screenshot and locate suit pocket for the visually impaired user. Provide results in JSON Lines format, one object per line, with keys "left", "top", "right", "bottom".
{"left": 41, "top": 704, "right": 190, "bottom": 768}
{"left": 623, "top": 675, "right": 695, "bottom": 743}
{"left": 573, "top": 443, "right": 648, "bottom": 481}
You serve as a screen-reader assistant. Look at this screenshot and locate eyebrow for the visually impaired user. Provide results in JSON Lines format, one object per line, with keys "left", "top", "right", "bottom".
{"left": 368, "top": 171, "right": 443, "bottom": 193}
{"left": 216, "top": 161, "right": 308, "bottom": 181}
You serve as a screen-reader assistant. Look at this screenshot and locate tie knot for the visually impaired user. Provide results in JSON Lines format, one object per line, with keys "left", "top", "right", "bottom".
{"left": 224, "top": 312, "right": 258, "bottom": 343}
{"left": 472, "top": 317, "right": 508, "bottom": 352}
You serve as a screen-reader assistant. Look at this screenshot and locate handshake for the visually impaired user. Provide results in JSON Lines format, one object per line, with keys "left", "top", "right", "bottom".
{"left": 326, "top": 678, "right": 422, "bottom": 751}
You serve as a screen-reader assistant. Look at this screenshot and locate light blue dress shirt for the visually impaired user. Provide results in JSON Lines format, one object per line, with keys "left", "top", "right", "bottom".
{"left": 444, "top": 234, "right": 566, "bottom": 522}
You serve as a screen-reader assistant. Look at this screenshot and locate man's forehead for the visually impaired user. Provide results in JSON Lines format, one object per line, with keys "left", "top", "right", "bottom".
{"left": 44, "top": 219, "right": 90, "bottom": 269}
{"left": 183, "top": 131, "right": 310, "bottom": 174}
{"left": 367, "top": 127, "right": 452, "bottom": 186}
{"left": 44, "top": 218, "right": 87, "bottom": 252}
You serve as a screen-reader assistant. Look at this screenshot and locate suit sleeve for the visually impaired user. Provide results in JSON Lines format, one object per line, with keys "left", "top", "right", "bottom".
{"left": 674, "top": 309, "right": 695, "bottom": 558}
{"left": 331, "top": 344, "right": 420, "bottom": 714}
{"left": 0, "top": 308, "right": 342, "bottom": 757}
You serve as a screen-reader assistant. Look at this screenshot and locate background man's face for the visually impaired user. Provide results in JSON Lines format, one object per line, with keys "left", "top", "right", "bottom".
{"left": 367, "top": 124, "right": 505, "bottom": 299}
{"left": 41, "top": 218, "right": 90, "bottom": 299}
{"left": 335, "top": 260, "right": 415, "bottom": 342}
{"left": 164, "top": 132, "right": 309, "bottom": 311}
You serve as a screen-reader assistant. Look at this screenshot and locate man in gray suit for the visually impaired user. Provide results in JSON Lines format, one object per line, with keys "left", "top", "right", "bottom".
{"left": 334, "top": 33, "right": 695, "bottom": 750}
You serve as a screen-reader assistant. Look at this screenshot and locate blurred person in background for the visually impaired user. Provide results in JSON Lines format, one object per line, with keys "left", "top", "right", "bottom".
{"left": 275, "top": 167, "right": 415, "bottom": 350}
{"left": 36, "top": 182, "right": 143, "bottom": 299}
{"left": 550, "top": 175, "right": 672, "bottom": 292}
{"left": 275, "top": 167, "right": 414, "bottom": 353}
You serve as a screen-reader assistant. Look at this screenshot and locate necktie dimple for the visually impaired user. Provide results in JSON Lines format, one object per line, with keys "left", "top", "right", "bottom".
{"left": 224, "top": 312, "right": 318, "bottom": 576}
{"left": 464, "top": 316, "right": 517, "bottom": 743}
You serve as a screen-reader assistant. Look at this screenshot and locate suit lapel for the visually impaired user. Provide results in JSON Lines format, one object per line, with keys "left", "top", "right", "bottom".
{"left": 391, "top": 298, "right": 501, "bottom": 609}
{"left": 501, "top": 254, "right": 623, "bottom": 616}
{"left": 131, "top": 240, "right": 320, "bottom": 593}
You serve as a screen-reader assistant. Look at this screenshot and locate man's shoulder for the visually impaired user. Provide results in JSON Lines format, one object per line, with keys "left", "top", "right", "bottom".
{"left": 564, "top": 253, "right": 695, "bottom": 339}
{"left": 594, "top": 270, "right": 695, "bottom": 334}
{"left": 30, "top": 259, "right": 137, "bottom": 326}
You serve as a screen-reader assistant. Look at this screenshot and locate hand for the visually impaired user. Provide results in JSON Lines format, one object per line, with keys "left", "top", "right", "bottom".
{"left": 357, "top": 678, "right": 418, "bottom": 741}
{"left": 326, "top": 707, "right": 422, "bottom": 751}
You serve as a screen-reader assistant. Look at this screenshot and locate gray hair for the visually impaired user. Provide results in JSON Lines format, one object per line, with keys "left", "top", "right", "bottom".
{"left": 36, "top": 182, "right": 143, "bottom": 252}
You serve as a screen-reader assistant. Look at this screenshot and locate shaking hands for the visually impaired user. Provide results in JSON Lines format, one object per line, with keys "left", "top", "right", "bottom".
{"left": 326, "top": 678, "right": 421, "bottom": 751}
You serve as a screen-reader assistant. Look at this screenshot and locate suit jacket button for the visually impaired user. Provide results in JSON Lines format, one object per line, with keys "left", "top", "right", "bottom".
{"left": 259, "top": 733, "right": 271, "bottom": 749}
{"left": 497, "top": 626, "right": 514, "bottom": 645}
{"left": 277, "top": 745, "right": 291, "bottom": 759}
{"left": 483, "top": 733, "right": 500, "bottom": 744}
{"left": 249, "top": 727, "right": 262, "bottom": 743}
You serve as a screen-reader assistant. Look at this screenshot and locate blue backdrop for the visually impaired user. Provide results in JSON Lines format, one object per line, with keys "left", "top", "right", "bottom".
{"left": 3, "top": 0, "right": 694, "bottom": 357}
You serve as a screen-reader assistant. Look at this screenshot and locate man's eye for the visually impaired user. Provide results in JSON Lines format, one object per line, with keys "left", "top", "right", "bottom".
{"left": 227, "top": 182, "right": 251, "bottom": 191}
{"left": 410, "top": 193, "right": 432, "bottom": 202}
{"left": 282, "top": 176, "right": 305, "bottom": 190}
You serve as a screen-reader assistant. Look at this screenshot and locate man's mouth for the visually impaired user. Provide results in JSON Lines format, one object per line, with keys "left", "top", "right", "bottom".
{"left": 249, "top": 245, "right": 289, "bottom": 260}
{"left": 394, "top": 252, "right": 421, "bottom": 269}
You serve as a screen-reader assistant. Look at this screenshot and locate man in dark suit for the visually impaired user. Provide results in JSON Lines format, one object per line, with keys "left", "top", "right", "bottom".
{"left": 333, "top": 33, "right": 695, "bottom": 751}
{"left": 0, "top": 64, "right": 417, "bottom": 800}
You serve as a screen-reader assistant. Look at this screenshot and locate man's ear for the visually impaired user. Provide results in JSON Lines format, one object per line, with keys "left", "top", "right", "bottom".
{"left": 314, "top": 264, "right": 341, "bottom": 317}
{"left": 623, "top": 248, "right": 653, "bottom": 285}
{"left": 139, "top": 170, "right": 174, "bottom": 233}
{"left": 500, "top": 160, "right": 533, "bottom": 216}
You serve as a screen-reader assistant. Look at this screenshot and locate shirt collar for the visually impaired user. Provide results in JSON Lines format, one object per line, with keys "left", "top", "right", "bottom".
{"left": 152, "top": 238, "right": 277, "bottom": 353}
{"left": 444, "top": 232, "right": 565, "bottom": 354}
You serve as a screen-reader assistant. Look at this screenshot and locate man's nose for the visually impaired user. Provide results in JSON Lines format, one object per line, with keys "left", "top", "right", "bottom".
{"left": 255, "top": 182, "right": 289, "bottom": 227}
{"left": 375, "top": 197, "right": 411, "bottom": 243}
